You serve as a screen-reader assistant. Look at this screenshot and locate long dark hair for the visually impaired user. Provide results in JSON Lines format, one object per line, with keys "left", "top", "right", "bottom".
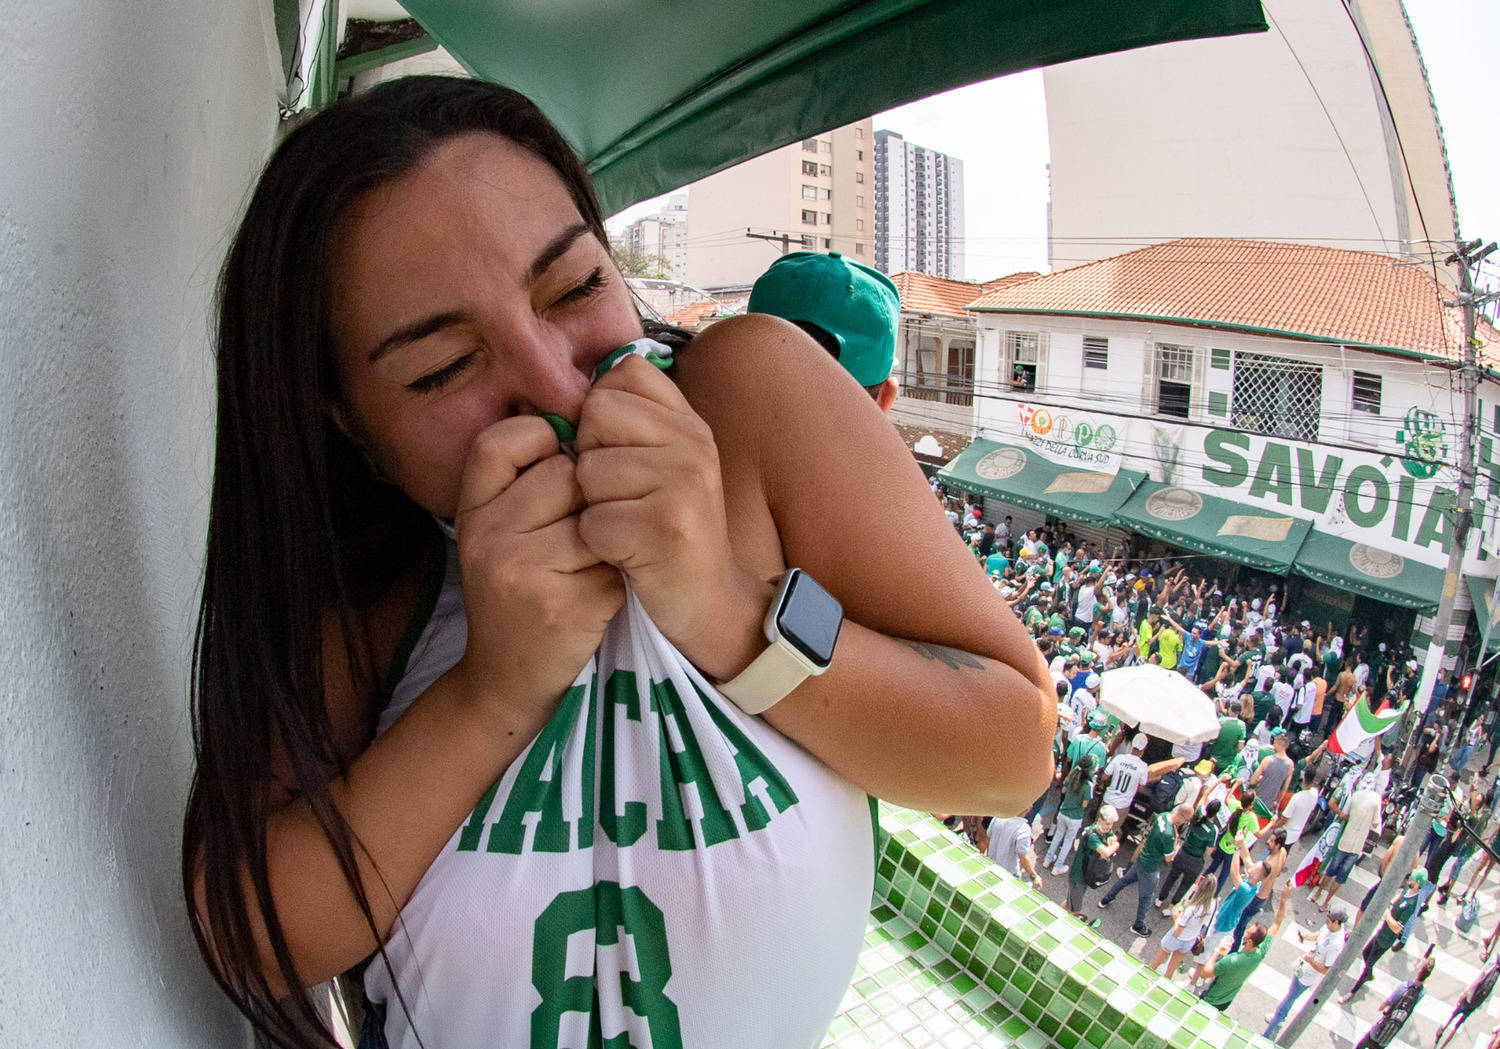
{"left": 182, "top": 76, "right": 624, "bottom": 1049}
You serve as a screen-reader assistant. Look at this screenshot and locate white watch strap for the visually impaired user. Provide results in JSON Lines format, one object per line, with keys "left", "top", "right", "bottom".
{"left": 717, "top": 638, "right": 812, "bottom": 715}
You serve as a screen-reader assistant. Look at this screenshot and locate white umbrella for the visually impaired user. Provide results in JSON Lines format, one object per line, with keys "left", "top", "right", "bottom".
{"left": 1098, "top": 665, "right": 1220, "bottom": 745}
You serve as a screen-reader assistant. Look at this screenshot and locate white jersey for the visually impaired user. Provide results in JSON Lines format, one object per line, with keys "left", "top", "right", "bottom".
{"left": 365, "top": 546, "right": 874, "bottom": 1049}
{"left": 1103, "top": 753, "right": 1149, "bottom": 809}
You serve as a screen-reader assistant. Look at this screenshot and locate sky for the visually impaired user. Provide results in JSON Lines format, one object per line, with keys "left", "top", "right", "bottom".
{"left": 607, "top": 0, "right": 1497, "bottom": 288}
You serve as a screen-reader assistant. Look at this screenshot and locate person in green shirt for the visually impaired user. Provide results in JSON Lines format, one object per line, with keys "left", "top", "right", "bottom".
{"left": 1209, "top": 713, "right": 1246, "bottom": 771}
{"left": 1157, "top": 620, "right": 1183, "bottom": 669}
{"left": 1045, "top": 754, "right": 1099, "bottom": 876}
{"left": 1099, "top": 802, "right": 1193, "bottom": 936}
{"left": 1204, "top": 796, "right": 1260, "bottom": 887}
{"left": 1137, "top": 613, "right": 1157, "bottom": 661}
{"left": 1066, "top": 711, "right": 1110, "bottom": 772}
{"left": 1342, "top": 870, "right": 1427, "bottom": 1001}
{"left": 1200, "top": 882, "right": 1291, "bottom": 1011}
{"left": 985, "top": 549, "right": 1010, "bottom": 578}
{"left": 1067, "top": 804, "right": 1120, "bottom": 918}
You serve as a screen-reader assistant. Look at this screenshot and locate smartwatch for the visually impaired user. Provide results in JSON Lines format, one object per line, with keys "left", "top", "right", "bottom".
{"left": 717, "top": 569, "right": 843, "bottom": 714}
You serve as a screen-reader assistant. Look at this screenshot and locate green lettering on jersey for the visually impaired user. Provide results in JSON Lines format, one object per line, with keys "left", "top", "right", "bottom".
{"left": 599, "top": 670, "right": 648, "bottom": 847}
{"left": 650, "top": 678, "right": 739, "bottom": 850}
{"left": 698, "top": 681, "right": 799, "bottom": 831}
{"left": 485, "top": 683, "right": 587, "bottom": 855}
{"left": 531, "top": 882, "right": 682, "bottom": 1049}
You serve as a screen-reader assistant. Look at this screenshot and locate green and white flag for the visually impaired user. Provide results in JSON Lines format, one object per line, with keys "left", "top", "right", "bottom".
{"left": 1329, "top": 694, "right": 1405, "bottom": 755}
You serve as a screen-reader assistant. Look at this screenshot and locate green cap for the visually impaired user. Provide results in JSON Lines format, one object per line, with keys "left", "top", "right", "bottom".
{"left": 1088, "top": 710, "right": 1109, "bottom": 730}
{"left": 748, "top": 251, "right": 899, "bottom": 386}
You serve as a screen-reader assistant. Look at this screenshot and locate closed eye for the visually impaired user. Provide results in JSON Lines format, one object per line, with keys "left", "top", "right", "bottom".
{"left": 406, "top": 353, "right": 476, "bottom": 394}
{"left": 554, "top": 267, "right": 606, "bottom": 306}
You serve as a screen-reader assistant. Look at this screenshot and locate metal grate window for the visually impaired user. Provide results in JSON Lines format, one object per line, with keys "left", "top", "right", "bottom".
{"left": 1352, "top": 371, "right": 1382, "bottom": 415}
{"left": 1083, "top": 335, "right": 1109, "bottom": 370}
{"left": 1231, "top": 351, "right": 1323, "bottom": 442}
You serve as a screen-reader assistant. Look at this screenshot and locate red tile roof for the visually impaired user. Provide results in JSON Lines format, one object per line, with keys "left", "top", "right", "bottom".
{"left": 966, "top": 238, "right": 1497, "bottom": 365}
{"left": 894, "top": 423, "right": 972, "bottom": 462}
{"left": 891, "top": 270, "right": 1040, "bottom": 318}
{"left": 662, "top": 300, "right": 730, "bottom": 329}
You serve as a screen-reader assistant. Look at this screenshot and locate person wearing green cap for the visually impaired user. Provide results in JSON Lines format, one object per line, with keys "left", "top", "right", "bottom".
{"left": 1341, "top": 870, "right": 1428, "bottom": 1000}
{"left": 748, "top": 250, "right": 901, "bottom": 410}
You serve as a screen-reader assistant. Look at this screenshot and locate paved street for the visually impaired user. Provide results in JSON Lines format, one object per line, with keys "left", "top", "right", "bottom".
{"left": 1016, "top": 832, "right": 1500, "bottom": 1048}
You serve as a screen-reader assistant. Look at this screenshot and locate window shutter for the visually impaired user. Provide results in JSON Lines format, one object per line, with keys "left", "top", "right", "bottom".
{"left": 1142, "top": 343, "right": 1158, "bottom": 413}
{"left": 1035, "top": 332, "right": 1050, "bottom": 391}
{"left": 1192, "top": 347, "right": 1206, "bottom": 416}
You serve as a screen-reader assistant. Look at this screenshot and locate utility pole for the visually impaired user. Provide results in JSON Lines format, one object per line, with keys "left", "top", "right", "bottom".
{"left": 1276, "top": 775, "right": 1449, "bottom": 1046}
{"left": 744, "top": 228, "right": 802, "bottom": 256}
{"left": 1408, "top": 239, "right": 1497, "bottom": 733}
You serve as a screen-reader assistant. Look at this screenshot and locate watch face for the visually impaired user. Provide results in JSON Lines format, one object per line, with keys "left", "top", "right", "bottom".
{"left": 777, "top": 570, "right": 843, "bottom": 669}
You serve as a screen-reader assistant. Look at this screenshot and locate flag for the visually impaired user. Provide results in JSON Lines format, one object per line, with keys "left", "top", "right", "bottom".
{"left": 1295, "top": 819, "right": 1343, "bottom": 887}
{"left": 1329, "top": 695, "right": 1405, "bottom": 756}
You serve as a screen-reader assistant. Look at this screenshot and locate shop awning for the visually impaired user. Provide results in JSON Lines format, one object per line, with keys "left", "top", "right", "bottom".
{"left": 392, "top": 0, "right": 1268, "bottom": 214}
{"left": 938, "top": 439, "right": 1144, "bottom": 526}
{"left": 1291, "top": 530, "right": 1445, "bottom": 614}
{"left": 1112, "top": 480, "right": 1312, "bottom": 574}
{"left": 1467, "top": 574, "right": 1495, "bottom": 624}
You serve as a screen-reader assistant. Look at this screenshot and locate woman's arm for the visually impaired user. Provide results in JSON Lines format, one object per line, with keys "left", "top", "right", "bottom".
{"left": 672, "top": 315, "right": 1054, "bottom": 815}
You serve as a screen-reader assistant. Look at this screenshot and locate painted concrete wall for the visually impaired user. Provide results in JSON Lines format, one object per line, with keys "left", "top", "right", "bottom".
{"left": 0, "top": 0, "right": 279, "bottom": 1043}
{"left": 1043, "top": 0, "right": 1458, "bottom": 275}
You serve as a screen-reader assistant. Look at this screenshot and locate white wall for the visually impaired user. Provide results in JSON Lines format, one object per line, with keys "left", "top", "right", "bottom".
{"left": 1043, "top": 0, "right": 1458, "bottom": 273}
{"left": 0, "top": 0, "right": 278, "bottom": 1043}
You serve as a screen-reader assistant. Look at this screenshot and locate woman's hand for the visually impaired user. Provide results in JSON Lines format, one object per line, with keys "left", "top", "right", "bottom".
{"left": 452, "top": 416, "right": 626, "bottom": 709}
{"left": 574, "top": 355, "right": 769, "bottom": 680}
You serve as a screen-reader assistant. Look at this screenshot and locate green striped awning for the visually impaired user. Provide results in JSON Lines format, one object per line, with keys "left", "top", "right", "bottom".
{"left": 1112, "top": 480, "right": 1312, "bottom": 575}
{"left": 938, "top": 439, "right": 1144, "bottom": 527}
{"left": 1285, "top": 530, "right": 1445, "bottom": 613}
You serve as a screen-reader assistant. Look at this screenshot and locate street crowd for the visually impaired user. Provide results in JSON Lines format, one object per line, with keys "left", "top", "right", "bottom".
{"left": 941, "top": 491, "right": 1500, "bottom": 1048}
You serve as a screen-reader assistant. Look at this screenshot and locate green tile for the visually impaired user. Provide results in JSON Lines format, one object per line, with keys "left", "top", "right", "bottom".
{"left": 1010, "top": 970, "right": 1033, "bottom": 993}
{"left": 1054, "top": 1026, "right": 1082, "bottom": 1049}
{"left": 1119, "top": 1017, "right": 1145, "bottom": 1044}
{"left": 854, "top": 977, "right": 879, "bottom": 997}
{"left": 1054, "top": 980, "right": 1082, "bottom": 1004}
{"left": 974, "top": 938, "right": 999, "bottom": 970}
{"left": 1038, "top": 1013, "right": 1062, "bottom": 1039}
{"left": 1065, "top": 1008, "right": 1091, "bottom": 1033}
{"left": 940, "top": 911, "right": 962, "bottom": 937}
{"left": 916, "top": 866, "right": 938, "bottom": 890}
{"left": 951, "top": 972, "right": 977, "bottom": 995}
{"left": 934, "top": 959, "right": 959, "bottom": 981}
{"left": 1019, "top": 1000, "right": 1043, "bottom": 1025}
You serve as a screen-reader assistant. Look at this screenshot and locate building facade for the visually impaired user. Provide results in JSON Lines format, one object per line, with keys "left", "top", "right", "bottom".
{"left": 941, "top": 238, "right": 1498, "bottom": 673}
{"left": 618, "top": 193, "right": 689, "bottom": 281}
{"left": 1043, "top": 0, "right": 1459, "bottom": 280}
{"left": 874, "top": 130, "right": 965, "bottom": 280}
{"left": 683, "top": 120, "right": 874, "bottom": 289}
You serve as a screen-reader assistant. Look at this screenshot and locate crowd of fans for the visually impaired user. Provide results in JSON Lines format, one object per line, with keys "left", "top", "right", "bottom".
{"left": 940, "top": 488, "right": 1500, "bottom": 1045}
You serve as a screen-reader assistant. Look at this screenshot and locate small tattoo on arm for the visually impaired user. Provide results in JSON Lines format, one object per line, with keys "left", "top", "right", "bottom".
{"left": 897, "top": 638, "right": 986, "bottom": 671}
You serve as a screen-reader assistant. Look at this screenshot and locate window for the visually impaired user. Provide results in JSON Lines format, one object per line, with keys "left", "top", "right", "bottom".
{"left": 822, "top": 238, "right": 831, "bottom": 249}
{"left": 1352, "top": 371, "right": 1382, "bottom": 414}
{"left": 1083, "top": 335, "right": 1109, "bottom": 370}
{"left": 857, "top": 150, "right": 864, "bottom": 161}
{"left": 820, "top": 141, "right": 831, "bottom": 153}
{"left": 800, "top": 234, "right": 815, "bottom": 247}
{"left": 856, "top": 195, "right": 864, "bottom": 207}
{"left": 856, "top": 218, "right": 864, "bottom": 231}
{"left": 855, "top": 172, "right": 864, "bottom": 183}
{"left": 1005, "top": 331, "right": 1047, "bottom": 391}
{"left": 821, "top": 188, "right": 831, "bottom": 200}
{"left": 855, "top": 126, "right": 864, "bottom": 139}
{"left": 905, "top": 338, "right": 939, "bottom": 399}
{"left": 855, "top": 243, "right": 865, "bottom": 255}
{"left": 802, "top": 138, "right": 818, "bottom": 152}
{"left": 801, "top": 160, "right": 817, "bottom": 176}
{"left": 945, "top": 342, "right": 976, "bottom": 406}
{"left": 1154, "top": 344, "right": 1195, "bottom": 418}
{"left": 824, "top": 213, "right": 832, "bottom": 224}
{"left": 819, "top": 164, "right": 831, "bottom": 176}
{"left": 1231, "top": 350, "right": 1322, "bottom": 441}
{"left": 802, "top": 185, "right": 818, "bottom": 200}
{"left": 801, "top": 209, "right": 817, "bottom": 225}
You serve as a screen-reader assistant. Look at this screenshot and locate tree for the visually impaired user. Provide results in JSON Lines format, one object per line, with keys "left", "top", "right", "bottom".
{"left": 610, "top": 245, "right": 672, "bottom": 279}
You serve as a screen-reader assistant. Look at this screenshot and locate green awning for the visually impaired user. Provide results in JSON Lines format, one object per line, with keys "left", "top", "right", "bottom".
{"left": 938, "top": 439, "right": 1144, "bottom": 526}
{"left": 1291, "top": 531, "right": 1445, "bottom": 614}
{"left": 393, "top": 1, "right": 1268, "bottom": 214}
{"left": 1468, "top": 574, "right": 1494, "bottom": 624}
{"left": 1113, "top": 480, "right": 1312, "bottom": 575}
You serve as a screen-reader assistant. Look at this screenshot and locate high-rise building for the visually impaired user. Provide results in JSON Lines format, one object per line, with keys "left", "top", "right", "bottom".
{"left": 618, "top": 193, "right": 689, "bottom": 281}
{"left": 874, "top": 130, "right": 965, "bottom": 281}
{"left": 683, "top": 120, "right": 874, "bottom": 290}
{"left": 1043, "top": 0, "right": 1458, "bottom": 280}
